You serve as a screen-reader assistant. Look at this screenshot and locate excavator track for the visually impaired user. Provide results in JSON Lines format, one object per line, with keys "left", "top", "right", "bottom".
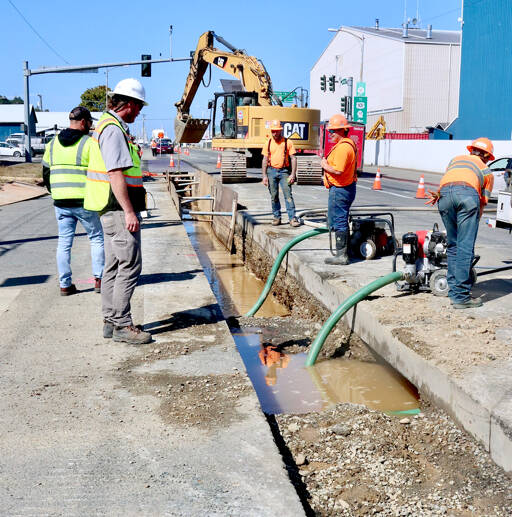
{"left": 221, "top": 151, "right": 247, "bottom": 184}
{"left": 295, "top": 154, "right": 323, "bottom": 185}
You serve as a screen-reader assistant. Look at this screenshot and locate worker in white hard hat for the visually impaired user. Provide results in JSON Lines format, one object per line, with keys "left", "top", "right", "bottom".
{"left": 84, "top": 78, "right": 152, "bottom": 344}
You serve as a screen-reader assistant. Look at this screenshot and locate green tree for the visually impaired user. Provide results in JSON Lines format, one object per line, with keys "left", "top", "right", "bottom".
{"left": 0, "top": 95, "right": 23, "bottom": 104}
{"left": 80, "top": 85, "right": 110, "bottom": 112}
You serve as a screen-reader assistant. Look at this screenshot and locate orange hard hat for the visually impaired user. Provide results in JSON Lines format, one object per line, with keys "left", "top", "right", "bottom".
{"left": 270, "top": 119, "right": 283, "bottom": 130}
{"left": 467, "top": 137, "right": 495, "bottom": 161}
{"left": 327, "top": 114, "right": 351, "bottom": 130}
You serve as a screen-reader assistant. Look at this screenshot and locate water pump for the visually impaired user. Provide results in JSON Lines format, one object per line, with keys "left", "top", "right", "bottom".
{"left": 394, "top": 224, "right": 478, "bottom": 296}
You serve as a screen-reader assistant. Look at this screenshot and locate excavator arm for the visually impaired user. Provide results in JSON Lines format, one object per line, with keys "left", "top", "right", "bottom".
{"left": 175, "top": 31, "right": 274, "bottom": 143}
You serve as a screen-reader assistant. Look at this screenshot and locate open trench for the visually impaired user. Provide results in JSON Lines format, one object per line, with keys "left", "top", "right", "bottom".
{"left": 181, "top": 214, "right": 512, "bottom": 516}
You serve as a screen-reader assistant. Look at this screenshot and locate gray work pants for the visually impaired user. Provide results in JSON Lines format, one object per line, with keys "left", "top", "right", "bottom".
{"left": 100, "top": 210, "right": 142, "bottom": 327}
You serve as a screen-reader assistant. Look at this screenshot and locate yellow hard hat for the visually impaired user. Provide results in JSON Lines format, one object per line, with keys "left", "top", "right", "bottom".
{"left": 270, "top": 119, "right": 283, "bottom": 130}
{"left": 467, "top": 137, "right": 495, "bottom": 161}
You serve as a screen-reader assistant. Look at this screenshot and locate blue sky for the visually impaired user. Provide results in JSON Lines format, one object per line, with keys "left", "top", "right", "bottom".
{"left": 2, "top": 0, "right": 462, "bottom": 138}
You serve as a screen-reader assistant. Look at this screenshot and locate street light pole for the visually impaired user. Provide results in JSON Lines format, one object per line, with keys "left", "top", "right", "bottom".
{"left": 23, "top": 61, "right": 32, "bottom": 162}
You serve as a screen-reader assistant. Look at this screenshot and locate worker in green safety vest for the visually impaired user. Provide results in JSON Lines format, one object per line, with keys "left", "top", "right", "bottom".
{"left": 83, "top": 78, "right": 151, "bottom": 345}
{"left": 42, "top": 106, "right": 104, "bottom": 296}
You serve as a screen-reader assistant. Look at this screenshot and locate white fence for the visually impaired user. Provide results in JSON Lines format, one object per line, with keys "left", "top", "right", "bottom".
{"left": 364, "top": 139, "right": 512, "bottom": 172}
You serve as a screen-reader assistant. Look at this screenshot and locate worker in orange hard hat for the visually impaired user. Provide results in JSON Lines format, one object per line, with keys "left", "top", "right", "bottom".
{"left": 427, "top": 137, "right": 495, "bottom": 309}
{"left": 261, "top": 119, "right": 300, "bottom": 227}
{"left": 321, "top": 114, "right": 357, "bottom": 265}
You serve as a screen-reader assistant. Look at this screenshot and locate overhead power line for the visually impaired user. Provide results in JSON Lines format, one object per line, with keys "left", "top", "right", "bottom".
{"left": 8, "top": 0, "right": 70, "bottom": 64}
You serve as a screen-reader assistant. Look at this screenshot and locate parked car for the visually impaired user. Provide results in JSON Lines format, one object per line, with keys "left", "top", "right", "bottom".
{"left": 157, "top": 138, "right": 174, "bottom": 154}
{"left": 488, "top": 157, "right": 512, "bottom": 199}
{"left": 0, "top": 141, "right": 22, "bottom": 157}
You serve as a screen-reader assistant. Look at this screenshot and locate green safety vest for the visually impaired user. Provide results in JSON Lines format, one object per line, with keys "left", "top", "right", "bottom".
{"left": 42, "top": 135, "right": 91, "bottom": 200}
{"left": 84, "top": 112, "right": 143, "bottom": 212}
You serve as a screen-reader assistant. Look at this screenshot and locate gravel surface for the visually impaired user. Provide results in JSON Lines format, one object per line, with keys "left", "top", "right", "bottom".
{"left": 239, "top": 316, "right": 512, "bottom": 516}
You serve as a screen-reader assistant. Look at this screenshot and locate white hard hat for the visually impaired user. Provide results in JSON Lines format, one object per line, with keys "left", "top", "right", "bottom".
{"left": 109, "top": 78, "right": 148, "bottom": 106}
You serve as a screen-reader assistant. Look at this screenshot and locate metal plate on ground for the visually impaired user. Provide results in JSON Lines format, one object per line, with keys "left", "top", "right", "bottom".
{"left": 0, "top": 182, "right": 48, "bottom": 206}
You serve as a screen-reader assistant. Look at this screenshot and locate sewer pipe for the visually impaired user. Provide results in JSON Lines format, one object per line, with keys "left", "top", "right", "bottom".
{"left": 305, "top": 271, "right": 404, "bottom": 366}
{"left": 245, "top": 228, "right": 329, "bottom": 317}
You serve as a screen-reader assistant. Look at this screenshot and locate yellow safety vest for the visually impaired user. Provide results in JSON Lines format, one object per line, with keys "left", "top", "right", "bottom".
{"left": 84, "top": 113, "right": 143, "bottom": 212}
{"left": 42, "top": 135, "right": 90, "bottom": 200}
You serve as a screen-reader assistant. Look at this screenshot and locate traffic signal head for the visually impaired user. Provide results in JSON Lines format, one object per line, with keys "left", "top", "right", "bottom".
{"left": 320, "top": 75, "right": 326, "bottom": 92}
{"left": 340, "top": 96, "right": 347, "bottom": 112}
{"left": 328, "top": 75, "right": 336, "bottom": 92}
{"left": 141, "top": 54, "right": 151, "bottom": 77}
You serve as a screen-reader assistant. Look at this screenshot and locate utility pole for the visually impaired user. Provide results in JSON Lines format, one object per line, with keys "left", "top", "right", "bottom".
{"left": 23, "top": 61, "right": 32, "bottom": 162}
{"left": 142, "top": 114, "right": 146, "bottom": 145}
{"left": 105, "top": 68, "right": 109, "bottom": 109}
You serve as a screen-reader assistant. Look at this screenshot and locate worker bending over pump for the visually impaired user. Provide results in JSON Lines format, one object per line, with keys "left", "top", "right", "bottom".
{"left": 321, "top": 114, "right": 358, "bottom": 265}
{"left": 427, "top": 137, "right": 494, "bottom": 309}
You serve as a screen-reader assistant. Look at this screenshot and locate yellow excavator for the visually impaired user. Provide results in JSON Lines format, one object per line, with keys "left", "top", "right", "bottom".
{"left": 175, "top": 31, "right": 322, "bottom": 183}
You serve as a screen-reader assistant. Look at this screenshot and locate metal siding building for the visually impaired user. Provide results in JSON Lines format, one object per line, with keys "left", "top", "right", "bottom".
{"left": 448, "top": 0, "right": 512, "bottom": 140}
{"left": 311, "top": 26, "right": 460, "bottom": 133}
{"left": 0, "top": 105, "right": 37, "bottom": 142}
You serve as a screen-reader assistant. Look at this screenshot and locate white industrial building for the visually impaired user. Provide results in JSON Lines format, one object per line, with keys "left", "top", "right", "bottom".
{"left": 310, "top": 24, "right": 461, "bottom": 133}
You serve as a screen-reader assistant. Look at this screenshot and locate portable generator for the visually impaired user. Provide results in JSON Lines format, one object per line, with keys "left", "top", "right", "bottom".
{"left": 347, "top": 213, "right": 396, "bottom": 260}
{"left": 393, "top": 223, "right": 478, "bottom": 296}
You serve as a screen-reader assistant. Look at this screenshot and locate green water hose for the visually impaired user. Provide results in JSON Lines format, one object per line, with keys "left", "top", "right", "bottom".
{"left": 305, "top": 271, "right": 404, "bottom": 366}
{"left": 245, "top": 228, "right": 329, "bottom": 317}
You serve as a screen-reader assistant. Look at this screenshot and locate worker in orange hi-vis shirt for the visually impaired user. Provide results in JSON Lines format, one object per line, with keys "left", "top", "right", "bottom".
{"left": 321, "top": 114, "right": 358, "bottom": 265}
{"left": 426, "top": 137, "right": 495, "bottom": 309}
{"left": 261, "top": 120, "right": 300, "bottom": 227}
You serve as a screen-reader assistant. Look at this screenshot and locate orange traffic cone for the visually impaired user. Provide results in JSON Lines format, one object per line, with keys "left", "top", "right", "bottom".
{"left": 185, "top": 148, "right": 190, "bottom": 156}
{"left": 372, "top": 168, "right": 382, "bottom": 190}
{"left": 169, "top": 155, "right": 175, "bottom": 167}
{"left": 415, "top": 174, "right": 426, "bottom": 199}
{"left": 216, "top": 153, "right": 222, "bottom": 169}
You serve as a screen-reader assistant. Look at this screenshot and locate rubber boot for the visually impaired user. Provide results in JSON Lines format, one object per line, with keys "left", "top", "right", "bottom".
{"left": 325, "top": 231, "right": 349, "bottom": 265}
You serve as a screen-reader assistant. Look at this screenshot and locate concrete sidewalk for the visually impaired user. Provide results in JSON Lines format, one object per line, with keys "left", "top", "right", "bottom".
{"left": 0, "top": 178, "right": 304, "bottom": 516}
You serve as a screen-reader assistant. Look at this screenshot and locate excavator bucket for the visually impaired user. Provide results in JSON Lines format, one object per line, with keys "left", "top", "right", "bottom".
{"left": 174, "top": 116, "right": 210, "bottom": 143}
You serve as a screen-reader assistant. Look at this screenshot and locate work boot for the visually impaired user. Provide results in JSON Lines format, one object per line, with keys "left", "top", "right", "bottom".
{"left": 94, "top": 278, "right": 101, "bottom": 293}
{"left": 60, "top": 284, "right": 77, "bottom": 296}
{"left": 113, "top": 325, "right": 152, "bottom": 344}
{"left": 103, "top": 320, "right": 114, "bottom": 339}
{"left": 272, "top": 217, "right": 281, "bottom": 226}
{"left": 453, "top": 297, "right": 483, "bottom": 309}
{"left": 324, "top": 231, "right": 349, "bottom": 265}
{"left": 289, "top": 217, "right": 301, "bottom": 227}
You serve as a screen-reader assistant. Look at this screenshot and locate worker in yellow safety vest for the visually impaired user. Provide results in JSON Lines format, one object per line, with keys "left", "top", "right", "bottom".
{"left": 84, "top": 78, "right": 151, "bottom": 344}
{"left": 42, "top": 106, "right": 104, "bottom": 296}
{"left": 427, "top": 137, "right": 495, "bottom": 309}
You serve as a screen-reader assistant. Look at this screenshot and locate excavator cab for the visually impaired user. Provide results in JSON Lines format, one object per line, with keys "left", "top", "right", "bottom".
{"left": 211, "top": 91, "right": 258, "bottom": 139}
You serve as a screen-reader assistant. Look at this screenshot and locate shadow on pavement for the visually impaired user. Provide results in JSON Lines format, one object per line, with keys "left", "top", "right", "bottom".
{"left": 144, "top": 303, "right": 224, "bottom": 335}
{"left": 139, "top": 270, "right": 203, "bottom": 285}
{"left": 1, "top": 274, "right": 51, "bottom": 287}
{"left": 473, "top": 277, "right": 512, "bottom": 302}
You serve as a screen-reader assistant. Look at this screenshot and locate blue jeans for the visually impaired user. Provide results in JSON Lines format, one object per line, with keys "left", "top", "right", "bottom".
{"left": 267, "top": 167, "right": 296, "bottom": 220}
{"left": 438, "top": 185, "right": 480, "bottom": 304}
{"left": 327, "top": 182, "right": 357, "bottom": 232}
{"left": 55, "top": 206, "right": 105, "bottom": 288}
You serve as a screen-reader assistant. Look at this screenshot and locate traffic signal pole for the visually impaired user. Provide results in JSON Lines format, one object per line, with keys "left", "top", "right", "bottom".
{"left": 22, "top": 55, "right": 191, "bottom": 162}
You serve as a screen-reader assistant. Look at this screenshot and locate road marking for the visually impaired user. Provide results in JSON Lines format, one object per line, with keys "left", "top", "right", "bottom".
{"left": 357, "top": 181, "right": 414, "bottom": 199}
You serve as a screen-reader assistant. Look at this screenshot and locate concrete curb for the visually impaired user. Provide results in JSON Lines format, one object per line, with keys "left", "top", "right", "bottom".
{"left": 236, "top": 211, "right": 512, "bottom": 473}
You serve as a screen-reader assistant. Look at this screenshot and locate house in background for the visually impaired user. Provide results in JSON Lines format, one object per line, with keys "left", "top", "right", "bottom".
{"left": 0, "top": 105, "right": 37, "bottom": 142}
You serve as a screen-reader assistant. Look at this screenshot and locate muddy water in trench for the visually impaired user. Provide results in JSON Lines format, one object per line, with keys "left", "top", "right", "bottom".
{"left": 185, "top": 221, "right": 419, "bottom": 415}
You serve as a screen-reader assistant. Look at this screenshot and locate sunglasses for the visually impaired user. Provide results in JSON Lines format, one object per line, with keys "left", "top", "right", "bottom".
{"left": 328, "top": 129, "right": 336, "bottom": 134}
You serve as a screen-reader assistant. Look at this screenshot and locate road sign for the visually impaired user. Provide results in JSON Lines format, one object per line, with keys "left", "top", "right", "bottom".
{"left": 356, "top": 81, "right": 366, "bottom": 96}
{"left": 274, "top": 91, "right": 297, "bottom": 103}
{"left": 353, "top": 96, "right": 367, "bottom": 124}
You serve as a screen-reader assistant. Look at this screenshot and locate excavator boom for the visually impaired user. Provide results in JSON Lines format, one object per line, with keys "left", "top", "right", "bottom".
{"left": 175, "top": 31, "right": 274, "bottom": 143}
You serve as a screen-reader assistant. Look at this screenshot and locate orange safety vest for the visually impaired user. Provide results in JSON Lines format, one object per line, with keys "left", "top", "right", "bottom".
{"left": 323, "top": 137, "right": 357, "bottom": 188}
{"left": 440, "top": 154, "right": 494, "bottom": 204}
